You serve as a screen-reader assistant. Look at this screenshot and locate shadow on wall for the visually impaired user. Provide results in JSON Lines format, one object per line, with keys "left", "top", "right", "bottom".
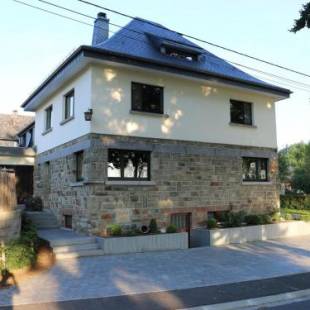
{"left": 93, "top": 67, "right": 220, "bottom": 138}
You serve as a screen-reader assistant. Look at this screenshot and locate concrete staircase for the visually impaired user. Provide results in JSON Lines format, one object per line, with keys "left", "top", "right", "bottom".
{"left": 25, "top": 210, "right": 59, "bottom": 229}
{"left": 38, "top": 229, "right": 105, "bottom": 260}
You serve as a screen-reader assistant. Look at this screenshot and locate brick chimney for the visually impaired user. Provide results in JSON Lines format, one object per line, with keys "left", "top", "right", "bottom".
{"left": 92, "top": 12, "right": 109, "bottom": 46}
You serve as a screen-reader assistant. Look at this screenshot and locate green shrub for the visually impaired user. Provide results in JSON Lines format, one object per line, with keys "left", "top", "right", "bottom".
{"left": 207, "top": 218, "right": 217, "bottom": 229}
{"left": 4, "top": 241, "right": 36, "bottom": 271}
{"left": 107, "top": 224, "right": 122, "bottom": 236}
{"left": 300, "top": 214, "right": 310, "bottom": 222}
{"left": 24, "top": 196, "right": 43, "bottom": 211}
{"left": 283, "top": 213, "right": 293, "bottom": 221}
{"left": 166, "top": 224, "right": 177, "bottom": 233}
{"left": 280, "top": 194, "right": 310, "bottom": 210}
{"left": 271, "top": 212, "right": 281, "bottom": 223}
{"left": 245, "top": 214, "right": 262, "bottom": 226}
{"left": 261, "top": 214, "right": 273, "bottom": 224}
{"left": 223, "top": 211, "right": 246, "bottom": 227}
{"left": 149, "top": 219, "right": 158, "bottom": 234}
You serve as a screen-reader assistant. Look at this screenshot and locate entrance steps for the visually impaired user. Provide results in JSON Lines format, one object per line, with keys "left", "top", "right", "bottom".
{"left": 25, "top": 210, "right": 59, "bottom": 229}
{"left": 37, "top": 229, "right": 105, "bottom": 260}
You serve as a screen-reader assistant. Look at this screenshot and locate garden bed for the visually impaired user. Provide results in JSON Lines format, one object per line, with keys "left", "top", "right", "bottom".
{"left": 191, "top": 221, "right": 310, "bottom": 247}
{"left": 97, "top": 232, "right": 188, "bottom": 255}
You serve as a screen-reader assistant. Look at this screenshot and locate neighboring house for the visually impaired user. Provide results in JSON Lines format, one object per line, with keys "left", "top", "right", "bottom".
{"left": 21, "top": 13, "right": 291, "bottom": 234}
{"left": 0, "top": 112, "right": 35, "bottom": 202}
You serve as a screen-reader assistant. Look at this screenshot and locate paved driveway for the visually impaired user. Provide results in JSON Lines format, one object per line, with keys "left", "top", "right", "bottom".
{"left": 0, "top": 236, "right": 310, "bottom": 307}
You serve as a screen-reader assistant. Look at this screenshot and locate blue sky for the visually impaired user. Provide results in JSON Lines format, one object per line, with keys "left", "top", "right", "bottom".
{"left": 1, "top": 0, "right": 309, "bottom": 148}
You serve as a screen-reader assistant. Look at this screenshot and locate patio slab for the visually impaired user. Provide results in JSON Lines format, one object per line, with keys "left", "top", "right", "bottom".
{"left": 0, "top": 235, "right": 310, "bottom": 307}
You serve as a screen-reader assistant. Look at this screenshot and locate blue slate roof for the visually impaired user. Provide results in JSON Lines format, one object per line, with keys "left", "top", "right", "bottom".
{"left": 95, "top": 18, "right": 287, "bottom": 92}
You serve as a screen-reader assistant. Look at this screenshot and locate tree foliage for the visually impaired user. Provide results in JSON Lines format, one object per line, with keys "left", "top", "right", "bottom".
{"left": 278, "top": 142, "right": 310, "bottom": 193}
{"left": 290, "top": 2, "right": 310, "bottom": 33}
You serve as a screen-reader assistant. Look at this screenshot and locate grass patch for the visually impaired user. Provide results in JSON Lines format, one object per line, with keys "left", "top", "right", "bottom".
{"left": 281, "top": 208, "right": 310, "bottom": 216}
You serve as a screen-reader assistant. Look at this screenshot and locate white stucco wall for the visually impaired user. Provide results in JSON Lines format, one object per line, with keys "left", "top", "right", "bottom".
{"left": 34, "top": 68, "right": 92, "bottom": 153}
{"left": 90, "top": 65, "right": 278, "bottom": 148}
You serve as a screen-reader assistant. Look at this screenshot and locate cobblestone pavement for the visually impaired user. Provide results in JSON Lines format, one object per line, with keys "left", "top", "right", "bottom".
{"left": 0, "top": 236, "right": 309, "bottom": 307}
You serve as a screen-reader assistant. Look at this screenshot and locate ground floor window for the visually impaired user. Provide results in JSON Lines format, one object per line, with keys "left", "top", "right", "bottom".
{"left": 242, "top": 157, "right": 268, "bottom": 182}
{"left": 107, "top": 149, "right": 150, "bottom": 180}
{"left": 75, "top": 151, "right": 84, "bottom": 182}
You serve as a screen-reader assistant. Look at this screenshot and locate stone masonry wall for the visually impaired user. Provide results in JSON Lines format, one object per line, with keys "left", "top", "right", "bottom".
{"left": 34, "top": 134, "right": 280, "bottom": 235}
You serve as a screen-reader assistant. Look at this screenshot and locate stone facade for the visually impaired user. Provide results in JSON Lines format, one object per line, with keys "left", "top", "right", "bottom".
{"left": 34, "top": 134, "right": 279, "bottom": 235}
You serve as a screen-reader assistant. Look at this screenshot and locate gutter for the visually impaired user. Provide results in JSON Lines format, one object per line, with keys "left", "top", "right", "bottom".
{"left": 21, "top": 45, "right": 291, "bottom": 109}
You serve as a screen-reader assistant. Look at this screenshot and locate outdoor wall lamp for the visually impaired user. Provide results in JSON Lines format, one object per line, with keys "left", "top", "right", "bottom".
{"left": 84, "top": 109, "right": 93, "bottom": 121}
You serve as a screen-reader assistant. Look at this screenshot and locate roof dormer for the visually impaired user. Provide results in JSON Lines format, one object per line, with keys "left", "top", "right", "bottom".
{"left": 146, "top": 33, "right": 205, "bottom": 62}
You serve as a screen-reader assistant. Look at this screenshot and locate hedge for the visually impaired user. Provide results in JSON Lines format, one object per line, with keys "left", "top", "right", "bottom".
{"left": 280, "top": 194, "right": 310, "bottom": 210}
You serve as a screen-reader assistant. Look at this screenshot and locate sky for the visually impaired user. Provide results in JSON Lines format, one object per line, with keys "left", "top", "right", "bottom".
{"left": 0, "top": 0, "right": 309, "bottom": 149}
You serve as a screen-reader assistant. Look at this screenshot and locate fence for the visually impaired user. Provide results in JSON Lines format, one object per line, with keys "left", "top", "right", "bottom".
{"left": 0, "top": 169, "right": 17, "bottom": 211}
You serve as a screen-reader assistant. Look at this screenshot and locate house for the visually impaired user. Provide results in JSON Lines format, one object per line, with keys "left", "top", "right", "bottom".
{"left": 0, "top": 112, "right": 35, "bottom": 202}
{"left": 21, "top": 13, "right": 290, "bottom": 235}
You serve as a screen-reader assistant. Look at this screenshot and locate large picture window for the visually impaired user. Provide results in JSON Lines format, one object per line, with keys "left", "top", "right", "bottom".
{"left": 242, "top": 157, "right": 268, "bottom": 182}
{"left": 230, "top": 100, "right": 253, "bottom": 125}
{"left": 132, "top": 82, "right": 163, "bottom": 114}
{"left": 108, "top": 149, "right": 150, "bottom": 180}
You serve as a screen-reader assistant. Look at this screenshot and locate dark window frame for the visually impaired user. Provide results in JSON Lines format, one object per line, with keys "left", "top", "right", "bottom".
{"left": 75, "top": 151, "right": 84, "bottom": 182}
{"left": 45, "top": 105, "right": 53, "bottom": 131}
{"left": 242, "top": 157, "right": 269, "bottom": 182}
{"left": 230, "top": 99, "right": 253, "bottom": 126}
{"left": 107, "top": 149, "right": 151, "bottom": 181}
{"left": 64, "top": 89, "right": 75, "bottom": 121}
{"left": 131, "top": 82, "right": 164, "bottom": 114}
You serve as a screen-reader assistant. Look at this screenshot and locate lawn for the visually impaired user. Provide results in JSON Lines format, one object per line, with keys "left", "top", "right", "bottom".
{"left": 281, "top": 208, "right": 310, "bottom": 221}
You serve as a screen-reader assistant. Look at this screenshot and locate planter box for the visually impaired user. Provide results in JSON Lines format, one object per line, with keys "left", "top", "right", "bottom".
{"left": 191, "top": 221, "right": 310, "bottom": 247}
{"left": 97, "top": 232, "right": 188, "bottom": 255}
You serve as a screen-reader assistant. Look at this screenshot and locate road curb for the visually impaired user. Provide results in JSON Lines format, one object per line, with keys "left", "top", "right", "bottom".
{"left": 184, "top": 288, "right": 310, "bottom": 310}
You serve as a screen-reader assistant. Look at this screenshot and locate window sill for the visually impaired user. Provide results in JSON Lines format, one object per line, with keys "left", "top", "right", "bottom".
{"left": 242, "top": 181, "right": 272, "bottom": 185}
{"left": 229, "top": 122, "right": 257, "bottom": 129}
{"left": 70, "top": 181, "right": 84, "bottom": 187}
{"left": 130, "top": 110, "right": 169, "bottom": 119}
{"left": 42, "top": 128, "right": 53, "bottom": 136}
{"left": 105, "top": 180, "right": 156, "bottom": 186}
{"left": 60, "top": 116, "right": 74, "bottom": 126}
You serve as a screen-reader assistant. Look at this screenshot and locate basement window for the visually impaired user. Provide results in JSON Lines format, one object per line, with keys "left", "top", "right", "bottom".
{"left": 230, "top": 100, "right": 253, "bottom": 126}
{"left": 132, "top": 82, "right": 163, "bottom": 114}
{"left": 64, "top": 214, "right": 72, "bottom": 229}
{"left": 242, "top": 157, "right": 268, "bottom": 182}
{"left": 107, "top": 149, "right": 150, "bottom": 180}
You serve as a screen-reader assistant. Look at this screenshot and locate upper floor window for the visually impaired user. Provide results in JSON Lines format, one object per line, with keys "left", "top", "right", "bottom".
{"left": 164, "top": 47, "right": 198, "bottom": 62}
{"left": 108, "top": 149, "right": 150, "bottom": 180}
{"left": 242, "top": 157, "right": 268, "bottom": 182}
{"left": 45, "top": 105, "right": 53, "bottom": 131}
{"left": 64, "top": 89, "right": 74, "bottom": 120}
{"left": 75, "top": 151, "right": 84, "bottom": 182}
{"left": 230, "top": 100, "right": 253, "bottom": 126}
{"left": 132, "top": 82, "right": 163, "bottom": 114}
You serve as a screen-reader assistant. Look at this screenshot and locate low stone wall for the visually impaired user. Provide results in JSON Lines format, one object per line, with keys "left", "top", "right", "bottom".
{"left": 97, "top": 232, "right": 188, "bottom": 254}
{"left": 191, "top": 221, "right": 310, "bottom": 247}
{"left": 0, "top": 206, "right": 22, "bottom": 243}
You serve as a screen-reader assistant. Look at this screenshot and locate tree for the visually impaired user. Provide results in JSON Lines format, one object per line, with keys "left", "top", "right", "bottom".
{"left": 290, "top": 2, "right": 310, "bottom": 33}
{"left": 292, "top": 144, "right": 310, "bottom": 193}
{"left": 278, "top": 142, "right": 310, "bottom": 193}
